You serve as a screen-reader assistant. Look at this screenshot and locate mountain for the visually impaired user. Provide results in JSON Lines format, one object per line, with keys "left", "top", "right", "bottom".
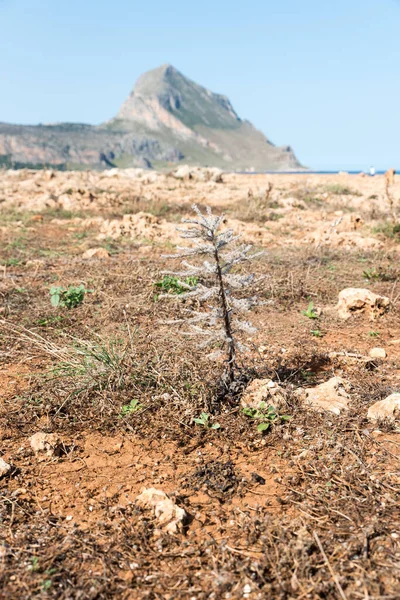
{"left": 0, "top": 65, "right": 302, "bottom": 171}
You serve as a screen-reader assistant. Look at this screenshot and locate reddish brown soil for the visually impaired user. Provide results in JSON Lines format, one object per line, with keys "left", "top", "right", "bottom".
{"left": 0, "top": 171, "right": 399, "bottom": 599}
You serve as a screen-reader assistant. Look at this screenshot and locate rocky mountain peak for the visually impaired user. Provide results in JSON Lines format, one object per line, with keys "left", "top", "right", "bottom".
{"left": 133, "top": 64, "right": 179, "bottom": 96}
{"left": 0, "top": 65, "right": 303, "bottom": 171}
{"left": 116, "top": 64, "right": 240, "bottom": 130}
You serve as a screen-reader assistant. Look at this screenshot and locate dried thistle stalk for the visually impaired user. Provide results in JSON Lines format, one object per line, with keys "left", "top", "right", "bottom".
{"left": 163, "top": 204, "right": 262, "bottom": 384}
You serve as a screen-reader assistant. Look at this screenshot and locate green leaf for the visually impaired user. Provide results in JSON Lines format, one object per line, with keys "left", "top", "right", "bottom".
{"left": 302, "top": 301, "right": 319, "bottom": 319}
{"left": 211, "top": 423, "right": 221, "bottom": 430}
{"left": 41, "top": 580, "right": 52, "bottom": 591}
{"left": 243, "top": 407, "right": 255, "bottom": 417}
{"left": 50, "top": 294, "right": 60, "bottom": 307}
{"left": 257, "top": 422, "right": 270, "bottom": 432}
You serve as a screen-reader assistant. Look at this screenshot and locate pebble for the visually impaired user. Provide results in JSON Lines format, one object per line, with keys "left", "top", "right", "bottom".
{"left": 0, "top": 458, "right": 11, "bottom": 478}
{"left": 367, "top": 393, "right": 400, "bottom": 421}
{"left": 369, "top": 347, "right": 387, "bottom": 359}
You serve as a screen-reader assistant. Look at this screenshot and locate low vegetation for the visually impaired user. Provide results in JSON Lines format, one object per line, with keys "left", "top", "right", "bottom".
{"left": 50, "top": 284, "right": 88, "bottom": 309}
{"left": 242, "top": 401, "right": 290, "bottom": 432}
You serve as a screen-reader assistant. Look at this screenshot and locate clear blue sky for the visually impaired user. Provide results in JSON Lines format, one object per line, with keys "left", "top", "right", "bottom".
{"left": 1, "top": 0, "right": 399, "bottom": 170}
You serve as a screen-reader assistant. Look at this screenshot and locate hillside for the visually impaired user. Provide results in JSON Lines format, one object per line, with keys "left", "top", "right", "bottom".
{"left": 0, "top": 65, "right": 302, "bottom": 171}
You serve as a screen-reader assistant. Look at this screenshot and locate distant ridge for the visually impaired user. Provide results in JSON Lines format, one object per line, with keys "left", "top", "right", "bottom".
{"left": 0, "top": 65, "right": 302, "bottom": 171}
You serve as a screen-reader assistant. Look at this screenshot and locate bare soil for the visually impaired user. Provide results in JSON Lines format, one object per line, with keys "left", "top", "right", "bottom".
{"left": 0, "top": 169, "right": 399, "bottom": 599}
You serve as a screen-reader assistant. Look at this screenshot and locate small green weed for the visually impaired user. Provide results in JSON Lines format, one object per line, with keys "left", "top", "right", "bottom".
{"left": 2, "top": 257, "right": 21, "bottom": 267}
{"left": 41, "top": 208, "right": 79, "bottom": 220}
{"left": 154, "top": 275, "right": 198, "bottom": 298}
{"left": 194, "top": 412, "right": 220, "bottom": 430}
{"left": 50, "top": 336, "right": 130, "bottom": 392}
{"left": 372, "top": 222, "right": 400, "bottom": 239}
{"left": 304, "top": 196, "right": 323, "bottom": 206}
{"left": 325, "top": 184, "right": 361, "bottom": 196}
{"left": 268, "top": 200, "right": 280, "bottom": 209}
{"left": 363, "top": 268, "right": 380, "bottom": 281}
{"left": 73, "top": 231, "right": 88, "bottom": 240}
{"left": 7, "top": 236, "right": 27, "bottom": 250}
{"left": 36, "top": 315, "right": 64, "bottom": 327}
{"left": 50, "top": 284, "right": 88, "bottom": 309}
{"left": 243, "top": 402, "right": 290, "bottom": 433}
{"left": 119, "top": 398, "right": 144, "bottom": 417}
{"left": 363, "top": 267, "right": 398, "bottom": 282}
{"left": 311, "top": 329, "right": 323, "bottom": 338}
{"left": 28, "top": 557, "right": 40, "bottom": 572}
{"left": 267, "top": 212, "right": 284, "bottom": 221}
{"left": 368, "top": 331, "right": 380, "bottom": 338}
{"left": 21, "top": 395, "right": 42, "bottom": 407}
{"left": 300, "top": 369, "right": 317, "bottom": 382}
{"left": 302, "top": 301, "right": 319, "bottom": 319}
{"left": 101, "top": 239, "right": 120, "bottom": 255}
{"left": 183, "top": 381, "right": 203, "bottom": 398}
{"left": 41, "top": 579, "right": 52, "bottom": 591}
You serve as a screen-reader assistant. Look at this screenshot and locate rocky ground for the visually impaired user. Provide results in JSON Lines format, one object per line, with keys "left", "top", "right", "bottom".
{"left": 0, "top": 167, "right": 399, "bottom": 599}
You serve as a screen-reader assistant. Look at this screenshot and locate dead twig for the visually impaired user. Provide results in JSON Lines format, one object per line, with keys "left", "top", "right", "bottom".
{"left": 313, "top": 530, "right": 348, "bottom": 600}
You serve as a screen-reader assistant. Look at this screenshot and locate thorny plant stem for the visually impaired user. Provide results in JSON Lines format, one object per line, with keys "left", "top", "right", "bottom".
{"left": 212, "top": 234, "right": 236, "bottom": 383}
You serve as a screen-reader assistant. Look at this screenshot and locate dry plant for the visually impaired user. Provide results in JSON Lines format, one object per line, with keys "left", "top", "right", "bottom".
{"left": 162, "top": 204, "right": 262, "bottom": 384}
{"left": 240, "top": 182, "right": 275, "bottom": 222}
{"left": 384, "top": 168, "right": 397, "bottom": 223}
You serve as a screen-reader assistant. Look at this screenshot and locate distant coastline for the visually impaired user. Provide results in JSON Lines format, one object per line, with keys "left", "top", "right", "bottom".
{"left": 241, "top": 170, "right": 396, "bottom": 175}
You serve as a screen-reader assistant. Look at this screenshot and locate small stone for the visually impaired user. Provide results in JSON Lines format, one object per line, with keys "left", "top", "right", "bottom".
{"left": 136, "top": 487, "right": 187, "bottom": 534}
{"left": 172, "top": 164, "right": 192, "bottom": 180}
{"left": 336, "top": 288, "right": 390, "bottom": 320}
{"left": 11, "top": 488, "right": 27, "bottom": 497}
{"left": 82, "top": 247, "right": 110, "bottom": 259}
{"left": 369, "top": 347, "right": 386, "bottom": 359}
{"left": 241, "top": 378, "right": 286, "bottom": 410}
{"left": 29, "top": 432, "right": 62, "bottom": 460}
{"left": 297, "top": 450, "right": 309, "bottom": 459}
{"left": 367, "top": 393, "right": 400, "bottom": 421}
{"left": 0, "top": 458, "right": 11, "bottom": 478}
{"left": 243, "top": 584, "right": 252, "bottom": 596}
{"left": 296, "top": 376, "right": 351, "bottom": 415}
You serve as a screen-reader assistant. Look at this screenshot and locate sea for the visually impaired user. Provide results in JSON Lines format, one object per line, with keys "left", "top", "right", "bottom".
{"left": 243, "top": 170, "right": 393, "bottom": 175}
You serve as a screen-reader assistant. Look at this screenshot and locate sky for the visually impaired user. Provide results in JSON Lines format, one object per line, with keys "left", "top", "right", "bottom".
{"left": 0, "top": 0, "right": 400, "bottom": 170}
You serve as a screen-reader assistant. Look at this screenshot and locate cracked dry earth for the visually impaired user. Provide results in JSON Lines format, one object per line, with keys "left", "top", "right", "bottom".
{"left": 0, "top": 168, "right": 400, "bottom": 599}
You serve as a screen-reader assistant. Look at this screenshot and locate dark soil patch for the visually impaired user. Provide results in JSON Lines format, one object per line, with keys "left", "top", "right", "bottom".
{"left": 182, "top": 460, "right": 242, "bottom": 500}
